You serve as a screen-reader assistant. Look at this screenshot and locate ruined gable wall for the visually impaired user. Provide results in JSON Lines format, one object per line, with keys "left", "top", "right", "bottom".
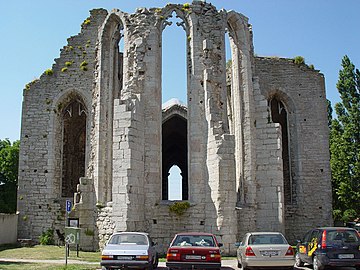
{"left": 254, "top": 56, "right": 333, "bottom": 242}
{"left": 17, "top": 9, "right": 108, "bottom": 240}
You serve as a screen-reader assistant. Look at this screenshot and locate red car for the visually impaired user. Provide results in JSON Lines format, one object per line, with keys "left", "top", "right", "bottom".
{"left": 166, "top": 232, "right": 222, "bottom": 270}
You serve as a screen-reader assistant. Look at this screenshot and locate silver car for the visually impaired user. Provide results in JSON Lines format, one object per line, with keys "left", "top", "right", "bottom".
{"left": 101, "top": 232, "right": 158, "bottom": 270}
{"left": 236, "top": 232, "right": 295, "bottom": 270}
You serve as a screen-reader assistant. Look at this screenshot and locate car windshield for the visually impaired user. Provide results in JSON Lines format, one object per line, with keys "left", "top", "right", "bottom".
{"left": 249, "top": 234, "right": 287, "bottom": 245}
{"left": 172, "top": 235, "right": 216, "bottom": 247}
{"left": 109, "top": 234, "right": 148, "bottom": 245}
{"left": 326, "top": 229, "right": 360, "bottom": 244}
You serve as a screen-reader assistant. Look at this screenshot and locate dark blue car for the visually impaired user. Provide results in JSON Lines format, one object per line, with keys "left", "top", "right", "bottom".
{"left": 296, "top": 227, "right": 360, "bottom": 270}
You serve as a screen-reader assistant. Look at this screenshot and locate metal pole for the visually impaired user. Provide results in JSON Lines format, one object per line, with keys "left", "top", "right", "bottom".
{"left": 65, "top": 209, "right": 68, "bottom": 266}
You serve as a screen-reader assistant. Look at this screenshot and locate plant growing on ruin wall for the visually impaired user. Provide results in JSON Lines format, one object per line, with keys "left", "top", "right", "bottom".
{"left": 81, "top": 18, "right": 91, "bottom": 27}
{"left": 293, "top": 56, "right": 305, "bottom": 65}
{"left": 44, "top": 69, "right": 53, "bottom": 76}
{"left": 169, "top": 201, "right": 190, "bottom": 216}
{"left": 85, "top": 228, "right": 94, "bottom": 236}
{"left": 80, "top": 61, "right": 88, "bottom": 71}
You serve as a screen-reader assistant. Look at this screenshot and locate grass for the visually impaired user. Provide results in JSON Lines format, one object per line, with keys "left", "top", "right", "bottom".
{"left": 0, "top": 244, "right": 100, "bottom": 263}
{"left": 0, "top": 244, "right": 100, "bottom": 269}
{"left": 0, "top": 262, "right": 98, "bottom": 270}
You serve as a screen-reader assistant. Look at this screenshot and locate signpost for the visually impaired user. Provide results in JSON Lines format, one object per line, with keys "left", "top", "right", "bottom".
{"left": 65, "top": 199, "right": 72, "bottom": 266}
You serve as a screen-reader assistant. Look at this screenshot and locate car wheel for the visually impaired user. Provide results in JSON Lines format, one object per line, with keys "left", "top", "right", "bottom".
{"left": 313, "top": 255, "right": 324, "bottom": 270}
{"left": 295, "top": 252, "right": 304, "bottom": 267}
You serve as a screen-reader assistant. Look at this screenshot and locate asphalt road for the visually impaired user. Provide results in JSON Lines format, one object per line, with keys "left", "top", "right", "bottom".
{"left": 0, "top": 258, "right": 356, "bottom": 269}
{"left": 157, "top": 260, "right": 357, "bottom": 269}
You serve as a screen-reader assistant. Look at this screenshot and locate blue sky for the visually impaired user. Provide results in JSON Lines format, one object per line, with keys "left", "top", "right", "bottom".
{"left": 0, "top": 0, "right": 359, "bottom": 142}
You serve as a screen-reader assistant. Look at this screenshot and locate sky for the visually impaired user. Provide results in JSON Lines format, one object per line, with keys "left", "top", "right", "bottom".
{"left": 0, "top": 0, "right": 359, "bottom": 144}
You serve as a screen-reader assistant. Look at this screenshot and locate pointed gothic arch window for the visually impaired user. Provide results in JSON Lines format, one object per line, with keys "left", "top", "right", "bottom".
{"left": 162, "top": 110, "right": 188, "bottom": 200}
{"left": 61, "top": 99, "right": 86, "bottom": 197}
{"left": 270, "top": 96, "right": 292, "bottom": 204}
{"left": 168, "top": 165, "right": 183, "bottom": 200}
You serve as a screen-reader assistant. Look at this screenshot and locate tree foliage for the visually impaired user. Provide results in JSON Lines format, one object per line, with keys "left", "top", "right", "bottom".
{"left": 330, "top": 55, "right": 360, "bottom": 222}
{"left": 0, "top": 139, "right": 19, "bottom": 213}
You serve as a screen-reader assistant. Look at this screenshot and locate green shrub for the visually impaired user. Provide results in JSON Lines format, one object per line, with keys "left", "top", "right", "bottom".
{"left": 39, "top": 228, "right": 55, "bottom": 245}
{"left": 65, "top": 61, "right": 73, "bottom": 67}
{"left": 169, "top": 201, "right": 190, "bottom": 216}
{"left": 82, "top": 18, "right": 91, "bottom": 27}
{"left": 80, "top": 61, "right": 88, "bottom": 71}
{"left": 61, "top": 67, "right": 68, "bottom": 72}
{"left": 183, "top": 3, "right": 190, "bottom": 9}
{"left": 44, "top": 69, "right": 53, "bottom": 76}
{"left": 293, "top": 56, "right": 305, "bottom": 65}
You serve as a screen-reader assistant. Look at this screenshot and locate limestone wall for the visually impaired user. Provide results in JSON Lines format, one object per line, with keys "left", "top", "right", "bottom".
{"left": 254, "top": 56, "right": 333, "bottom": 242}
{"left": 17, "top": 9, "right": 108, "bottom": 241}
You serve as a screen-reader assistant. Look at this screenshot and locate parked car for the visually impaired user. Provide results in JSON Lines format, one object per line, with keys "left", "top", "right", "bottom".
{"left": 296, "top": 227, "right": 360, "bottom": 270}
{"left": 101, "top": 232, "right": 158, "bottom": 270}
{"left": 236, "top": 232, "right": 295, "bottom": 269}
{"left": 166, "top": 232, "right": 222, "bottom": 269}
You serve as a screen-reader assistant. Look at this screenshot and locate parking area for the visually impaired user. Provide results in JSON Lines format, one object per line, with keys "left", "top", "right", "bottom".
{"left": 157, "top": 260, "right": 357, "bottom": 269}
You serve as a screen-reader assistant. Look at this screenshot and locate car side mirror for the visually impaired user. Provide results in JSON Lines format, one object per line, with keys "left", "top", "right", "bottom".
{"left": 218, "top": 243, "right": 223, "bottom": 247}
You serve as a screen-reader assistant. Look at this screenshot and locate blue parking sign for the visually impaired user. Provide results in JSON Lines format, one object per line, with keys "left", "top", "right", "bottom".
{"left": 66, "top": 200, "right": 72, "bottom": 213}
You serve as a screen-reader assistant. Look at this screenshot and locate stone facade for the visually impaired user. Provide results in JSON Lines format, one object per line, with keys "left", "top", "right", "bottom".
{"left": 17, "top": 2, "right": 332, "bottom": 255}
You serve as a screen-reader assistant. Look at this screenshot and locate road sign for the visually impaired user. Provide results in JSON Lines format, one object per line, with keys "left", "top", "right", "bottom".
{"left": 66, "top": 200, "right": 72, "bottom": 213}
{"left": 64, "top": 227, "right": 80, "bottom": 245}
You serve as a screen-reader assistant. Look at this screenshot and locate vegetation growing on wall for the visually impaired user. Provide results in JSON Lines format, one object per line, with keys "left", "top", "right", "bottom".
{"left": 169, "top": 201, "right": 190, "bottom": 216}
{"left": 293, "top": 56, "right": 305, "bottom": 65}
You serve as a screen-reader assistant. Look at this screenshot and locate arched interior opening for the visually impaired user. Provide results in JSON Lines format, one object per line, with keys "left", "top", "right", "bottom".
{"left": 162, "top": 114, "right": 188, "bottom": 200}
{"left": 162, "top": 11, "right": 187, "bottom": 104}
{"left": 114, "top": 27, "right": 124, "bottom": 100}
{"left": 225, "top": 18, "right": 245, "bottom": 204}
{"left": 168, "top": 165, "right": 183, "bottom": 200}
{"left": 61, "top": 99, "right": 87, "bottom": 197}
{"left": 225, "top": 31, "right": 234, "bottom": 134}
{"left": 270, "top": 97, "right": 291, "bottom": 204}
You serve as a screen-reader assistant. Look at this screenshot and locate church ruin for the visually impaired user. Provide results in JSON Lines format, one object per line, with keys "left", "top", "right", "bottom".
{"left": 17, "top": 1, "right": 332, "bottom": 254}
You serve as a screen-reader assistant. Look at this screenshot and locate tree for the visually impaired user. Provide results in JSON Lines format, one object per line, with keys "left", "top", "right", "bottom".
{"left": 0, "top": 139, "right": 19, "bottom": 213}
{"left": 330, "top": 55, "right": 360, "bottom": 222}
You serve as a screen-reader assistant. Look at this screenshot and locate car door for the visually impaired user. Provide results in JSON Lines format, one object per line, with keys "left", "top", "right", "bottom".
{"left": 307, "top": 230, "right": 320, "bottom": 258}
{"left": 297, "top": 230, "right": 313, "bottom": 264}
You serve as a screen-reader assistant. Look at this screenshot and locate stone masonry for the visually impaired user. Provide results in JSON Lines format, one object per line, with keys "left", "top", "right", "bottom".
{"left": 17, "top": 2, "right": 332, "bottom": 255}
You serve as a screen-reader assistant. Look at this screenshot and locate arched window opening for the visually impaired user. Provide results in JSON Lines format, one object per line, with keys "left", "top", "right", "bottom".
{"left": 162, "top": 113, "right": 188, "bottom": 200}
{"left": 61, "top": 100, "right": 86, "bottom": 197}
{"left": 270, "top": 97, "right": 292, "bottom": 204}
{"left": 225, "top": 30, "right": 234, "bottom": 134}
{"left": 115, "top": 28, "right": 124, "bottom": 99}
{"left": 168, "top": 165, "right": 183, "bottom": 200}
{"left": 162, "top": 11, "right": 187, "bottom": 105}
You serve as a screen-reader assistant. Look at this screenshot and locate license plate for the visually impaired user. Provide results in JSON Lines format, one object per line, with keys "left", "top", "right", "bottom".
{"left": 186, "top": 255, "right": 202, "bottom": 260}
{"left": 260, "top": 250, "right": 279, "bottom": 256}
{"left": 338, "top": 254, "right": 354, "bottom": 259}
{"left": 118, "top": 256, "right": 133, "bottom": 260}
